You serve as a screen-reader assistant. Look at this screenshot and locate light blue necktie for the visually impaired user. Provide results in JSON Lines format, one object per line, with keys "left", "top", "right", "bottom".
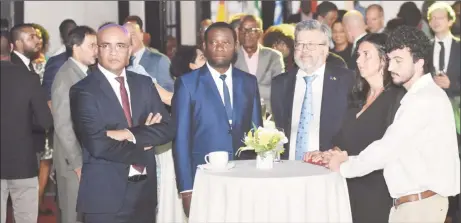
{"left": 295, "top": 75, "right": 317, "bottom": 160}
{"left": 219, "top": 74, "right": 233, "bottom": 122}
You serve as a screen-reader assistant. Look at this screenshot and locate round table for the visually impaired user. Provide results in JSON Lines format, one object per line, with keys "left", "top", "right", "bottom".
{"left": 189, "top": 160, "right": 352, "bottom": 223}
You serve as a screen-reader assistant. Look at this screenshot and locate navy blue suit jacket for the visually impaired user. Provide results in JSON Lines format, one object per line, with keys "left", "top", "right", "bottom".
{"left": 42, "top": 52, "right": 68, "bottom": 100}
{"left": 139, "top": 48, "right": 175, "bottom": 92}
{"left": 271, "top": 64, "right": 354, "bottom": 158}
{"left": 172, "top": 65, "right": 263, "bottom": 192}
{"left": 70, "top": 68, "right": 175, "bottom": 213}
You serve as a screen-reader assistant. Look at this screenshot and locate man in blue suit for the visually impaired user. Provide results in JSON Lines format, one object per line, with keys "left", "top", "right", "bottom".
{"left": 70, "top": 24, "right": 175, "bottom": 223}
{"left": 271, "top": 20, "right": 354, "bottom": 159}
{"left": 123, "top": 21, "right": 174, "bottom": 92}
{"left": 172, "top": 22, "right": 263, "bottom": 217}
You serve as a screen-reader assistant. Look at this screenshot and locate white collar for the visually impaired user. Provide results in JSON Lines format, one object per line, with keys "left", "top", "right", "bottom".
{"left": 70, "top": 57, "right": 89, "bottom": 74}
{"left": 297, "top": 63, "right": 326, "bottom": 78}
{"left": 13, "top": 51, "right": 31, "bottom": 68}
{"left": 400, "top": 74, "right": 432, "bottom": 104}
{"left": 98, "top": 63, "right": 127, "bottom": 81}
{"left": 434, "top": 34, "right": 453, "bottom": 45}
{"left": 206, "top": 62, "right": 232, "bottom": 78}
{"left": 133, "top": 47, "right": 146, "bottom": 60}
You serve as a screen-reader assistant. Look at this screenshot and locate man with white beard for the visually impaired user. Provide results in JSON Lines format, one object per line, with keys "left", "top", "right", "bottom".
{"left": 271, "top": 19, "right": 354, "bottom": 160}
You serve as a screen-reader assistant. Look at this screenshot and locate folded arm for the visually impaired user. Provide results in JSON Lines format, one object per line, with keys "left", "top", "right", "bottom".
{"left": 70, "top": 87, "right": 146, "bottom": 165}
{"left": 128, "top": 81, "right": 175, "bottom": 147}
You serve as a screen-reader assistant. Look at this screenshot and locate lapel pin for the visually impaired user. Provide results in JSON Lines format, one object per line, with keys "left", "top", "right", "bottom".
{"left": 330, "top": 76, "right": 337, "bottom": 81}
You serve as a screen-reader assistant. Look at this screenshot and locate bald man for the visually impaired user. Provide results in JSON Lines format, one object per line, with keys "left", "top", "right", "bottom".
{"left": 343, "top": 10, "right": 368, "bottom": 70}
{"left": 69, "top": 24, "right": 175, "bottom": 223}
{"left": 366, "top": 4, "right": 385, "bottom": 33}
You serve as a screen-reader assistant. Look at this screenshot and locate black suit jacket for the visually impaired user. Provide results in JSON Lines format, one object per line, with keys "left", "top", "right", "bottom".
{"left": 286, "top": 13, "right": 302, "bottom": 24}
{"left": 70, "top": 67, "right": 175, "bottom": 213}
{"left": 271, "top": 63, "right": 354, "bottom": 159}
{"left": 432, "top": 37, "right": 460, "bottom": 98}
{"left": 1, "top": 61, "right": 53, "bottom": 179}
{"left": 10, "top": 52, "right": 48, "bottom": 153}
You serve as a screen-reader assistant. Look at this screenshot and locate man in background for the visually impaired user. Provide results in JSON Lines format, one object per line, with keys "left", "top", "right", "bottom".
{"left": 52, "top": 26, "right": 97, "bottom": 223}
{"left": 366, "top": 4, "right": 385, "bottom": 33}
{"left": 1, "top": 30, "right": 53, "bottom": 223}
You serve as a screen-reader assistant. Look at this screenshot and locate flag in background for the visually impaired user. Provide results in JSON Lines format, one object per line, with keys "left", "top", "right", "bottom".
{"left": 216, "top": 0, "right": 227, "bottom": 22}
{"left": 273, "top": 0, "right": 283, "bottom": 25}
{"left": 311, "top": 0, "right": 318, "bottom": 13}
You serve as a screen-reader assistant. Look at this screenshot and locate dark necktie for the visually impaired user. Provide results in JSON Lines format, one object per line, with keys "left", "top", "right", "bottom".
{"left": 115, "top": 76, "right": 145, "bottom": 173}
{"left": 128, "top": 56, "right": 135, "bottom": 67}
{"left": 28, "top": 61, "right": 36, "bottom": 73}
{"left": 438, "top": 41, "right": 445, "bottom": 72}
{"left": 219, "top": 74, "right": 233, "bottom": 123}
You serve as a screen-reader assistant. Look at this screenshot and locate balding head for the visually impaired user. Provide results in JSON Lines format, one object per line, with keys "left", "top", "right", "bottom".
{"left": 97, "top": 24, "right": 132, "bottom": 75}
{"left": 343, "top": 10, "right": 367, "bottom": 42}
{"left": 123, "top": 22, "right": 144, "bottom": 53}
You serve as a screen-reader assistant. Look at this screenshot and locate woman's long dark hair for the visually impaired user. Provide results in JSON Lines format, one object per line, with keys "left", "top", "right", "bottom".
{"left": 349, "top": 33, "right": 392, "bottom": 109}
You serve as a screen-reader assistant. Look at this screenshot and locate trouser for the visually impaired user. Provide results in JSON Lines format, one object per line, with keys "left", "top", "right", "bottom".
{"left": 0, "top": 177, "right": 39, "bottom": 223}
{"left": 56, "top": 169, "right": 82, "bottom": 223}
{"left": 389, "top": 194, "right": 448, "bottom": 223}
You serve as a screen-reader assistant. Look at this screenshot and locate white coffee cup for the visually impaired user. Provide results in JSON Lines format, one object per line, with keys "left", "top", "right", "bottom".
{"left": 204, "top": 151, "right": 229, "bottom": 169}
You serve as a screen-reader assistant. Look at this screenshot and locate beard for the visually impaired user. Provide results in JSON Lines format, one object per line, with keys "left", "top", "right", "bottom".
{"left": 207, "top": 51, "right": 237, "bottom": 69}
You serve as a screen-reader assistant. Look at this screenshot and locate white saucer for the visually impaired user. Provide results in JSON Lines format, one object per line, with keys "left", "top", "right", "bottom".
{"left": 199, "top": 162, "right": 236, "bottom": 171}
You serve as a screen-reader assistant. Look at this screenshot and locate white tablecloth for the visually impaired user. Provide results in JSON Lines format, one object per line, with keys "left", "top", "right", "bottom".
{"left": 189, "top": 160, "right": 352, "bottom": 223}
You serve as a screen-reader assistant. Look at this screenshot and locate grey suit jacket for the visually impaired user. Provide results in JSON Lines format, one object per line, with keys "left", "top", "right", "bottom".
{"left": 138, "top": 48, "right": 175, "bottom": 92}
{"left": 51, "top": 59, "right": 86, "bottom": 173}
{"left": 234, "top": 45, "right": 285, "bottom": 105}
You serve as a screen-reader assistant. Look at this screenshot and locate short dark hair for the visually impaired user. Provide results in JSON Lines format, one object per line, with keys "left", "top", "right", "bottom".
{"left": 240, "top": 15, "right": 263, "bottom": 30}
{"left": 228, "top": 13, "right": 246, "bottom": 29}
{"left": 10, "top": 23, "right": 34, "bottom": 45}
{"left": 65, "top": 26, "right": 96, "bottom": 57}
{"left": 170, "top": 45, "right": 200, "bottom": 78}
{"left": 262, "top": 26, "right": 294, "bottom": 56}
{"left": 316, "top": 1, "right": 338, "bottom": 18}
{"left": 124, "top": 15, "right": 143, "bottom": 30}
{"left": 385, "top": 17, "right": 405, "bottom": 34}
{"left": 397, "top": 2, "right": 422, "bottom": 27}
{"left": 0, "top": 31, "right": 11, "bottom": 57}
{"left": 204, "top": 22, "right": 237, "bottom": 43}
{"left": 386, "top": 25, "right": 432, "bottom": 74}
{"left": 0, "top": 18, "right": 9, "bottom": 32}
{"left": 59, "top": 19, "right": 77, "bottom": 43}
{"left": 366, "top": 4, "right": 384, "bottom": 16}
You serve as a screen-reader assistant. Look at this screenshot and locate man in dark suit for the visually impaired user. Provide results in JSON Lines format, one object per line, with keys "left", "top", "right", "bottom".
{"left": 172, "top": 22, "right": 263, "bottom": 217}
{"left": 286, "top": 1, "right": 313, "bottom": 24}
{"left": 70, "top": 24, "right": 175, "bottom": 223}
{"left": 271, "top": 20, "right": 353, "bottom": 160}
{"left": 343, "top": 10, "right": 368, "bottom": 71}
{"left": 1, "top": 30, "right": 53, "bottom": 223}
{"left": 428, "top": 2, "right": 460, "bottom": 99}
{"left": 427, "top": 3, "right": 461, "bottom": 223}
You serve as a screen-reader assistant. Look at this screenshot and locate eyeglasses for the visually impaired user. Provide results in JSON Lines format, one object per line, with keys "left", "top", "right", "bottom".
{"left": 239, "top": 27, "right": 261, "bottom": 36}
{"left": 294, "top": 42, "right": 327, "bottom": 51}
{"left": 98, "top": 43, "right": 130, "bottom": 52}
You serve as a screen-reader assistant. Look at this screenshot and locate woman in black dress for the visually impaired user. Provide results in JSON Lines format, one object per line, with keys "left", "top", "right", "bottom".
{"left": 308, "top": 33, "right": 406, "bottom": 223}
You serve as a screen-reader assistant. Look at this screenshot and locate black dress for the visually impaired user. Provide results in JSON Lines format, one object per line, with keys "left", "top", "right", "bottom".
{"left": 333, "top": 86, "right": 406, "bottom": 223}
